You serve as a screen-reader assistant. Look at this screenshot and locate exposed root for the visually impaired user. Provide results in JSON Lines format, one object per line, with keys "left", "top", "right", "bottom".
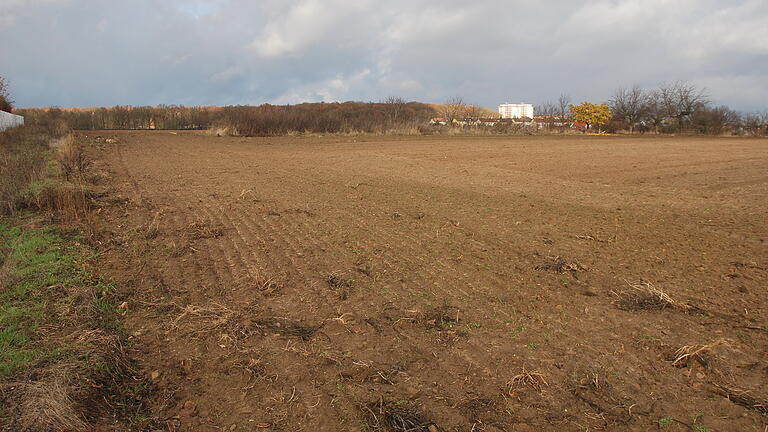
{"left": 507, "top": 370, "right": 549, "bottom": 393}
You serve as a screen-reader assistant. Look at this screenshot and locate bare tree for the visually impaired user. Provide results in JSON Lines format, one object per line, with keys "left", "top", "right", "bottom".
{"left": 467, "top": 104, "right": 483, "bottom": 119}
{"left": 657, "top": 81, "right": 708, "bottom": 131}
{"left": 557, "top": 94, "right": 571, "bottom": 120}
{"left": 383, "top": 96, "right": 407, "bottom": 124}
{"left": 608, "top": 85, "right": 648, "bottom": 133}
{"left": 691, "top": 105, "right": 740, "bottom": 135}
{"left": 442, "top": 96, "right": 466, "bottom": 121}
{"left": 742, "top": 111, "right": 768, "bottom": 136}
{"left": 536, "top": 102, "right": 558, "bottom": 116}
{"left": 535, "top": 101, "right": 558, "bottom": 129}
{"left": 0, "top": 76, "right": 13, "bottom": 112}
{"left": 643, "top": 90, "right": 667, "bottom": 133}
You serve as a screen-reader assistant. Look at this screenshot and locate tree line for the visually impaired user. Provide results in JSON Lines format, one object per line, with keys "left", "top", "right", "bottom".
{"left": 16, "top": 101, "right": 436, "bottom": 136}
{"left": 538, "top": 81, "right": 766, "bottom": 135}
{"left": 3, "top": 73, "right": 766, "bottom": 136}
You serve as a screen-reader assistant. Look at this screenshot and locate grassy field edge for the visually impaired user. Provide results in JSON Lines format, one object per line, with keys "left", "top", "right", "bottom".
{"left": 1, "top": 122, "right": 157, "bottom": 431}
{"left": 0, "top": 214, "right": 155, "bottom": 431}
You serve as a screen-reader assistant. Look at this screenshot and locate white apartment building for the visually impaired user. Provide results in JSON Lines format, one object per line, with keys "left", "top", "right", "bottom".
{"left": 498, "top": 103, "right": 534, "bottom": 119}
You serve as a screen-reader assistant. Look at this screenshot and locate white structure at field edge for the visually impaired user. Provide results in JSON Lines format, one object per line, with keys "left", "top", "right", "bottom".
{"left": 498, "top": 103, "right": 534, "bottom": 119}
{"left": 0, "top": 110, "right": 24, "bottom": 131}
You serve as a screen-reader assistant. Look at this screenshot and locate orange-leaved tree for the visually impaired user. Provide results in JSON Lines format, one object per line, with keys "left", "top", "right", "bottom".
{"left": 569, "top": 102, "right": 611, "bottom": 132}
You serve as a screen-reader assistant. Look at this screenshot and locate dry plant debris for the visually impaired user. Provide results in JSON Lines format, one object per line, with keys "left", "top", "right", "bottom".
{"left": 255, "top": 318, "right": 322, "bottom": 340}
{"left": 507, "top": 370, "right": 549, "bottom": 393}
{"left": 711, "top": 383, "right": 768, "bottom": 414}
{"left": 535, "top": 256, "right": 586, "bottom": 273}
{"left": 7, "top": 368, "right": 88, "bottom": 432}
{"left": 181, "top": 220, "right": 224, "bottom": 240}
{"left": 364, "top": 400, "right": 433, "bottom": 432}
{"left": 671, "top": 339, "right": 727, "bottom": 367}
{"left": 615, "top": 280, "right": 696, "bottom": 312}
{"left": 422, "top": 304, "right": 460, "bottom": 330}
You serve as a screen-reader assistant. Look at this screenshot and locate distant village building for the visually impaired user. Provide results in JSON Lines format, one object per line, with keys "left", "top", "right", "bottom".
{"left": 498, "top": 103, "right": 534, "bottom": 119}
{"left": 0, "top": 110, "right": 24, "bottom": 131}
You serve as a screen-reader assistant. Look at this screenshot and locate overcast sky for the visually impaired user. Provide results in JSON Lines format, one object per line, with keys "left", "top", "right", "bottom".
{"left": 1, "top": 0, "right": 766, "bottom": 111}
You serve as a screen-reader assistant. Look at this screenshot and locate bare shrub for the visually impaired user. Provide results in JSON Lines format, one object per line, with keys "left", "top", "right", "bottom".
{"left": 21, "top": 180, "right": 92, "bottom": 225}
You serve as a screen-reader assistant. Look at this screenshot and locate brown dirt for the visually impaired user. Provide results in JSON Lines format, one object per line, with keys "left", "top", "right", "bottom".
{"left": 88, "top": 131, "right": 768, "bottom": 431}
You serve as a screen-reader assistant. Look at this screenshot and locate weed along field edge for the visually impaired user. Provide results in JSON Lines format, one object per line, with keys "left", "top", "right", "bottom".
{"left": 0, "top": 216, "right": 153, "bottom": 430}
{"left": 4, "top": 130, "right": 768, "bottom": 431}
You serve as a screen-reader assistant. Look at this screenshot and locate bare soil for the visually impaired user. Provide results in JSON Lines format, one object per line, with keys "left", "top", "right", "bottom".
{"left": 88, "top": 131, "right": 768, "bottom": 431}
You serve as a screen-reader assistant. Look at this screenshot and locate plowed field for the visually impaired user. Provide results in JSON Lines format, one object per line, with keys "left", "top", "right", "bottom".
{"left": 90, "top": 131, "right": 768, "bottom": 432}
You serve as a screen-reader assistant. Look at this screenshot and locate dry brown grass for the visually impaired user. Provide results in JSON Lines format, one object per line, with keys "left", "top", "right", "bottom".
{"left": 7, "top": 134, "right": 95, "bottom": 227}
{"left": 171, "top": 302, "right": 236, "bottom": 335}
{"left": 615, "top": 280, "right": 696, "bottom": 312}
{"left": 182, "top": 220, "right": 225, "bottom": 240}
{"left": 0, "top": 126, "right": 50, "bottom": 215}
{"left": 8, "top": 367, "right": 88, "bottom": 432}
{"left": 33, "top": 181, "right": 92, "bottom": 225}
{"left": 144, "top": 213, "right": 162, "bottom": 239}
{"left": 1, "top": 329, "right": 139, "bottom": 432}
{"left": 54, "top": 135, "right": 90, "bottom": 182}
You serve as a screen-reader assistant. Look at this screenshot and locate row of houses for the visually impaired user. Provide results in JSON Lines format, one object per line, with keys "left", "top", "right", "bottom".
{"left": 430, "top": 102, "right": 584, "bottom": 129}
{"left": 430, "top": 115, "right": 583, "bottom": 129}
{"left": 0, "top": 110, "right": 24, "bottom": 131}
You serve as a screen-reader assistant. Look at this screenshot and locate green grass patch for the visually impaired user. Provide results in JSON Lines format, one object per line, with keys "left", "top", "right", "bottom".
{"left": 0, "top": 216, "right": 117, "bottom": 376}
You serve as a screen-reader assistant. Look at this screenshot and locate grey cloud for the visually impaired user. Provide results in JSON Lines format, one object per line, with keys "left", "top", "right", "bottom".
{"left": 0, "top": 0, "right": 765, "bottom": 111}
